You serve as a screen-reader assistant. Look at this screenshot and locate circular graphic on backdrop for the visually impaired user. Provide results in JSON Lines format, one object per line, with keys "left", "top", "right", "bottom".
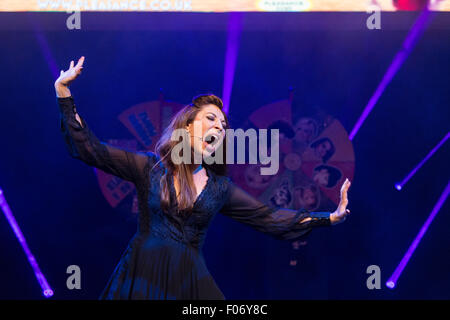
{"left": 93, "top": 97, "right": 184, "bottom": 218}
{"left": 229, "top": 98, "right": 355, "bottom": 212}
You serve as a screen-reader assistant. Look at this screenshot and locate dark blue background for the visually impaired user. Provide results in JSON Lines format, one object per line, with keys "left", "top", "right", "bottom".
{"left": 0, "top": 12, "right": 449, "bottom": 299}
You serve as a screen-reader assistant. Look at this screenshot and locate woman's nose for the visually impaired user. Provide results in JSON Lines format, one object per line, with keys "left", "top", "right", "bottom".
{"left": 214, "top": 120, "right": 224, "bottom": 131}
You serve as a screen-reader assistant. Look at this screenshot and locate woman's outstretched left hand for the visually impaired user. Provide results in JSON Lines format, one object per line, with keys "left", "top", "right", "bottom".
{"left": 330, "top": 178, "right": 351, "bottom": 225}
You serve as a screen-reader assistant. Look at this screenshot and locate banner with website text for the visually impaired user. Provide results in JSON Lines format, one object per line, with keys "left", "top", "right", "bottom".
{"left": 1, "top": 0, "right": 449, "bottom": 12}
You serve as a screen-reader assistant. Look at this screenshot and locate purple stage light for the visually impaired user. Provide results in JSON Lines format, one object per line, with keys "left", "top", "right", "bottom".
{"left": 30, "top": 15, "right": 59, "bottom": 80}
{"left": 0, "top": 188, "right": 54, "bottom": 298}
{"left": 395, "top": 183, "right": 402, "bottom": 191}
{"left": 349, "top": 7, "right": 435, "bottom": 140}
{"left": 386, "top": 180, "right": 450, "bottom": 289}
{"left": 386, "top": 281, "right": 395, "bottom": 289}
{"left": 44, "top": 289, "right": 54, "bottom": 297}
{"left": 395, "top": 132, "right": 450, "bottom": 191}
{"left": 34, "top": 30, "right": 59, "bottom": 79}
{"left": 222, "top": 12, "right": 242, "bottom": 115}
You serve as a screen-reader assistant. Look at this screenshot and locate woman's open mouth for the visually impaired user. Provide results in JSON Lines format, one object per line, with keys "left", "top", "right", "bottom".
{"left": 203, "top": 132, "right": 222, "bottom": 153}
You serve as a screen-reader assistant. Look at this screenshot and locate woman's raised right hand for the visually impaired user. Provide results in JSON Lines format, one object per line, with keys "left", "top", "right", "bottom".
{"left": 54, "top": 56, "right": 85, "bottom": 97}
{"left": 55, "top": 56, "right": 85, "bottom": 87}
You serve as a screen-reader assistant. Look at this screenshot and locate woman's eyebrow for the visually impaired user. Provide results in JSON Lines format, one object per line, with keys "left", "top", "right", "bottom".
{"left": 206, "top": 112, "right": 226, "bottom": 123}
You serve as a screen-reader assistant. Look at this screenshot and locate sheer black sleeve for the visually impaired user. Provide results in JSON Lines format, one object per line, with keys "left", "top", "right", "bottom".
{"left": 57, "top": 96, "right": 154, "bottom": 185}
{"left": 220, "top": 181, "right": 331, "bottom": 241}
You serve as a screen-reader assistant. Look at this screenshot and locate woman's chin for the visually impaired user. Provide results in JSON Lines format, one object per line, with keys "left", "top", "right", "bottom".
{"left": 198, "top": 141, "right": 224, "bottom": 161}
{"left": 202, "top": 149, "right": 214, "bottom": 159}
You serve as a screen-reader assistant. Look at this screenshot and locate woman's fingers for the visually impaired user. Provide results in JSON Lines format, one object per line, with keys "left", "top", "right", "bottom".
{"left": 341, "top": 190, "right": 348, "bottom": 203}
{"left": 338, "top": 202, "right": 347, "bottom": 215}
{"left": 75, "top": 56, "right": 85, "bottom": 68}
{"left": 333, "top": 181, "right": 352, "bottom": 224}
{"left": 70, "top": 60, "right": 74, "bottom": 69}
{"left": 340, "top": 178, "right": 351, "bottom": 199}
{"left": 340, "top": 178, "right": 348, "bottom": 193}
{"left": 73, "top": 57, "right": 85, "bottom": 76}
{"left": 343, "top": 178, "right": 351, "bottom": 190}
{"left": 337, "top": 179, "right": 351, "bottom": 215}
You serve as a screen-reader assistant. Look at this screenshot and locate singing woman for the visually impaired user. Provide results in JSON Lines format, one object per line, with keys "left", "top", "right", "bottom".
{"left": 55, "top": 56, "right": 352, "bottom": 299}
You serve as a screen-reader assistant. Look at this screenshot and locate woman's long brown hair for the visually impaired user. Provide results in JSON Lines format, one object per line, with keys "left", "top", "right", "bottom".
{"left": 154, "top": 94, "right": 229, "bottom": 214}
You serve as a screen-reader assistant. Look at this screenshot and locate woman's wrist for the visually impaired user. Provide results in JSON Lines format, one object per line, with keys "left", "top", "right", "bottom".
{"left": 55, "top": 82, "right": 71, "bottom": 98}
{"left": 330, "top": 211, "right": 337, "bottom": 225}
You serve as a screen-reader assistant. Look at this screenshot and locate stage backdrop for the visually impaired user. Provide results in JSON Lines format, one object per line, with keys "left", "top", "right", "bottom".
{"left": 0, "top": 11, "right": 449, "bottom": 299}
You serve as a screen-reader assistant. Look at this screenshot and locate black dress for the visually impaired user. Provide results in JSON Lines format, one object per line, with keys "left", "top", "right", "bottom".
{"left": 57, "top": 96, "right": 332, "bottom": 300}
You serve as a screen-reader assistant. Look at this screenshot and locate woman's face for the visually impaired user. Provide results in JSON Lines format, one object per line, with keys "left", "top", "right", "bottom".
{"left": 187, "top": 104, "right": 226, "bottom": 159}
{"left": 314, "top": 169, "right": 330, "bottom": 186}
{"left": 294, "top": 119, "right": 315, "bottom": 144}
{"left": 245, "top": 165, "right": 272, "bottom": 189}
{"left": 315, "top": 141, "right": 331, "bottom": 159}
{"left": 302, "top": 189, "right": 317, "bottom": 206}
{"left": 273, "top": 186, "right": 290, "bottom": 206}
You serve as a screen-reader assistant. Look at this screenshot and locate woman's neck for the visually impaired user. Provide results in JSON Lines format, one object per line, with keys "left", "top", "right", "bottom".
{"left": 193, "top": 163, "right": 203, "bottom": 174}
